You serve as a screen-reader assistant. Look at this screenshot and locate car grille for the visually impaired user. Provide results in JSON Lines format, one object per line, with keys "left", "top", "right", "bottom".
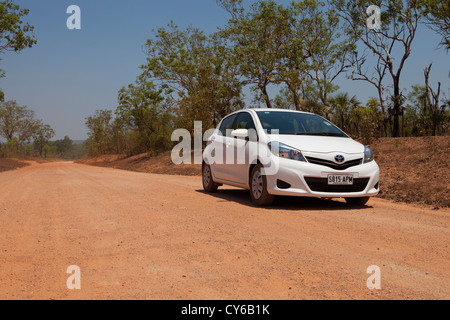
{"left": 304, "top": 177, "right": 370, "bottom": 193}
{"left": 305, "top": 157, "right": 363, "bottom": 171}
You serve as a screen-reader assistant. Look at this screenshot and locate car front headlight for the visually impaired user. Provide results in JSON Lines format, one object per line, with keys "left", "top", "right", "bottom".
{"left": 364, "top": 146, "right": 374, "bottom": 163}
{"left": 268, "top": 142, "right": 306, "bottom": 162}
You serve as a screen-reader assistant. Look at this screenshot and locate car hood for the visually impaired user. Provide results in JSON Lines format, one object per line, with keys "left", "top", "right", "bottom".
{"left": 267, "top": 135, "right": 364, "bottom": 154}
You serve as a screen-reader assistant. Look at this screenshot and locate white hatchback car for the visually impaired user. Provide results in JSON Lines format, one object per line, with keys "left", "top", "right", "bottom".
{"left": 202, "top": 109, "right": 380, "bottom": 206}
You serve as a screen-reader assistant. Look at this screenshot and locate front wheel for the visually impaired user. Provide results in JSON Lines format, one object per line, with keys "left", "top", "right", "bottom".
{"left": 250, "top": 164, "right": 275, "bottom": 206}
{"left": 345, "top": 197, "right": 370, "bottom": 206}
{"left": 202, "top": 163, "right": 218, "bottom": 192}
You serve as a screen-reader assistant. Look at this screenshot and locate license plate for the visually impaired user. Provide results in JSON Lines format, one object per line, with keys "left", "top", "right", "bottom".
{"left": 328, "top": 174, "right": 354, "bottom": 185}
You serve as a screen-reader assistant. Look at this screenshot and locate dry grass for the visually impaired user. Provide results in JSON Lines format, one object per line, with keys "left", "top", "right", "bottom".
{"left": 76, "top": 152, "right": 202, "bottom": 176}
{"left": 0, "top": 158, "right": 29, "bottom": 172}
{"left": 370, "top": 136, "right": 449, "bottom": 208}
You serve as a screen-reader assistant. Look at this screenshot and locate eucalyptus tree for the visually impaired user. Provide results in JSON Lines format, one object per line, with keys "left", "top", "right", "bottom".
{"left": 423, "top": 63, "right": 445, "bottom": 136}
{"left": 177, "top": 34, "right": 244, "bottom": 129}
{"left": 32, "top": 122, "right": 55, "bottom": 157}
{"left": 278, "top": 0, "right": 355, "bottom": 110}
{"left": 218, "top": 0, "right": 287, "bottom": 108}
{"left": 219, "top": 0, "right": 354, "bottom": 110}
{"left": 116, "top": 78, "right": 173, "bottom": 155}
{"left": 332, "top": 0, "right": 422, "bottom": 137}
{"left": 85, "top": 109, "right": 115, "bottom": 155}
{"left": 0, "top": 100, "right": 39, "bottom": 151}
{"left": 141, "top": 22, "right": 243, "bottom": 131}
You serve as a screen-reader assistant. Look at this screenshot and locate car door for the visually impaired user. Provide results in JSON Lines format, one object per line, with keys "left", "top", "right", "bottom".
{"left": 227, "top": 112, "right": 258, "bottom": 185}
{"left": 210, "top": 113, "right": 237, "bottom": 182}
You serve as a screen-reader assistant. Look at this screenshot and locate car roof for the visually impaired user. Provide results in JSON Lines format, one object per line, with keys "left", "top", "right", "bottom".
{"left": 237, "top": 108, "right": 315, "bottom": 116}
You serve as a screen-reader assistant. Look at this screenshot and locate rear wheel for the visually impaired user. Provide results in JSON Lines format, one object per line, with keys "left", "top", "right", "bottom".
{"left": 345, "top": 197, "right": 370, "bottom": 206}
{"left": 250, "top": 164, "right": 275, "bottom": 206}
{"left": 202, "top": 163, "right": 218, "bottom": 192}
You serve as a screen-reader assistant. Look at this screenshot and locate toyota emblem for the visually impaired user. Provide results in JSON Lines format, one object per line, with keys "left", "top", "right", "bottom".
{"left": 335, "top": 155, "right": 345, "bottom": 163}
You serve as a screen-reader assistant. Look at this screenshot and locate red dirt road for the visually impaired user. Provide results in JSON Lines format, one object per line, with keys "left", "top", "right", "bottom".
{"left": 0, "top": 161, "right": 448, "bottom": 300}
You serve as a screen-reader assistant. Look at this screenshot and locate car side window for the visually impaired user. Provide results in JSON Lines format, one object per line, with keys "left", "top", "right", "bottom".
{"left": 234, "top": 112, "right": 256, "bottom": 130}
{"left": 218, "top": 114, "right": 237, "bottom": 136}
{"left": 234, "top": 112, "right": 258, "bottom": 141}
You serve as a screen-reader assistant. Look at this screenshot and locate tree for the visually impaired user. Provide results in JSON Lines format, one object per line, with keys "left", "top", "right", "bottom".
{"left": 85, "top": 109, "right": 115, "bottom": 155}
{"left": 423, "top": 63, "right": 443, "bottom": 136}
{"left": 46, "top": 136, "right": 86, "bottom": 159}
{"left": 33, "top": 122, "right": 55, "bottom": 157}
{"left": 176, "top": 34, "right": 244, "bottom": 129}
{"left": 404, "top": 83, "right": 448, "bottom": 136}
{"left": 405, "top": 85, "right": 430, "bottom": 135}
{"left": 219, "top": 0, "right": 354, "bottom": 110}
{"left": 284, "top": 2, "right": 353, "bottom": 108}
{"left": 0, "top": 100, "right": 39, "bottom": 151}
{"left": 329, "top": 92, "right": 361, "bottom": 130}
{"left": 141, "top": 22, "right": 243, "bottom": 131}
{"left": 218, "top": 0, "right": 286, "bottom": 108}
{"left": 418, "top": 0, "right": 450, "bottom": 50}
{"left": 269, "top": 0, "right": 350, "bottom": 110}
{"left": 0, "top": 0, "right": 37, "bottom": 100}
{"left": 53, "top": 136, "right": 73, "bottom": 156}
{"left": 117, "top": 79, "right": 164, "bottom": 126}
{"left": 116, "top": 78, "right": 173, "bottom": 155}
{"left": 334, "top": 0, "right": 421, "bottom": 137}
{"left": 366, "top": 96, "right": 384, "bottom": 136}
{"left": 353, "top": 105, "right": 378, "bottom": 144}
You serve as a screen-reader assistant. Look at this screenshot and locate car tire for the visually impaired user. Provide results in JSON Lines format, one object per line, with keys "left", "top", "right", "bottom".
{"left": 202, "top": 163, "right": 218, "bottom": 193}
{"left": 345, "top": 197, "right": 370, "bottom": 206}
{"left": 250, "top": 164, "right": 275, "bottom": 206}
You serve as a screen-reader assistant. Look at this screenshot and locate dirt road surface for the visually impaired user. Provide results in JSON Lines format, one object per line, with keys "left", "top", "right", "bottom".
{"left": 0, "top": 161, "right": 448, "bottom": 300}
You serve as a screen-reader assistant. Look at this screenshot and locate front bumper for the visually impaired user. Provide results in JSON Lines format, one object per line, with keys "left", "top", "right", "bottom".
{"left": 265, "top": 157, "right": 380, "bottom": 198}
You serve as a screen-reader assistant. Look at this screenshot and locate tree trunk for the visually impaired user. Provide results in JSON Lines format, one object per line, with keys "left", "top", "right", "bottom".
{"left": 261, "top": 82, "right": 272, "bottom": 108}
{"left": 287, "top": 82, "right": 301, "bottom": 111}
{"left": 378, "top": 88, "right": 388, "bottom": 137}
{"left": 424, "top": 65, "right": 441, "bottom": 136}
{"left": 292, "top": 90, "right": 301, "bottom": 111}
{"left": 392, "top": 76, "right": 400, "bottom": 137}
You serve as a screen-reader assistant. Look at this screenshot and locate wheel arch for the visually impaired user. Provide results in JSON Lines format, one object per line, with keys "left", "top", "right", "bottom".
{"left": 248, "top": 159, "right": 263, "bottom": 188}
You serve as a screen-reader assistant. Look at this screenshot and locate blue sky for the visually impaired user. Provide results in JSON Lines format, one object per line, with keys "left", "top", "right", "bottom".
{"left": 1, "top": 0, "right": 448, "bottom": 140}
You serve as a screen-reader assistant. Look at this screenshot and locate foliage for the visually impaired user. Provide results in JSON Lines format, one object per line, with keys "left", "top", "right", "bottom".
{"left": 85, "top": 109, "right": 116, "bottom": 156}
{"left": 418, "top": 0, "right": 450, "bottom": 50}
{"left": 0, "top": 101, "right": 78, "bottom": 158}
{"left": 0, "top": 0, "right": 37, "bottom": 100}
{"left": 82, "top": 0, "right": 448, "bottom": 158}
{"left": 32, "top": 122, "right": 55, "bottom": 157}
{"left": 141, "top": 23, "right": 243, "bottom": 132}
{"left": 44, "top": 136, "right": 86, "bottom": 159}
{"left": 0, "top": 100, "right": 41, "bottom": 152}
{"left": 332, "top": 0, "right": 424, "bottom": 137}
{"left": 116, "top": 78, "right": 173, "bottom": 155}
{"left": 85, "top": 78, "right": 175, "bottom": 157}
{"left": 218, "top": 0, "right": 353, "bottom": 110}
{"left": 218, "top": 0, "right": 286, "bottom": 108}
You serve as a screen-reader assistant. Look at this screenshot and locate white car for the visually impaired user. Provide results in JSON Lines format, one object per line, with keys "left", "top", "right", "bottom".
{"left": 202, "top": 109, "right": 380, "bottom": 206}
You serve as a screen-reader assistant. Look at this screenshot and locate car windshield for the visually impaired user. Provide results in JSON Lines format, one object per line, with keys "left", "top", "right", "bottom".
{"left": 256, "top": 111, "right": 348, "bottom": 137}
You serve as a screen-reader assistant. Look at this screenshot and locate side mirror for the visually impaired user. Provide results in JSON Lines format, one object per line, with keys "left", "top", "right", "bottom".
{"left": 231, "top": 129, "right": 249, "bottom": 139}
